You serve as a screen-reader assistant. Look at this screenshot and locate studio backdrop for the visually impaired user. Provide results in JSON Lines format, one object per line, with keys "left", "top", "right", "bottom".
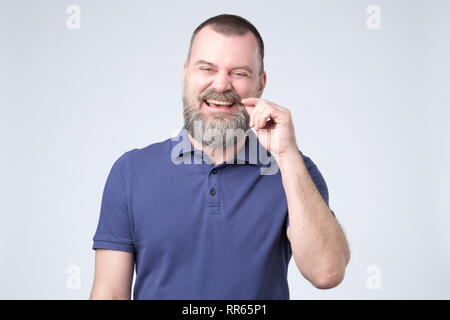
{"left": 1, "top": 0, "right": 449, "bottom": 299}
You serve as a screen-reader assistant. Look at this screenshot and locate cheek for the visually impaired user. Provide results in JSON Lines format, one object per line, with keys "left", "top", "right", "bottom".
{"left": 185, "top": 72, "right": 206, "bottom": 94}
{"left": 191, "top": 76, "right": 211, "bottom": 96}
{"left": 232, "top": 80, "right": 258, "bottom": 97}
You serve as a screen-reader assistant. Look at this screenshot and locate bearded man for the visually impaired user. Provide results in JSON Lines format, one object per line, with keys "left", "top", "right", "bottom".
{"left": 90, "top": 14, "right": 350, "bottom": 300}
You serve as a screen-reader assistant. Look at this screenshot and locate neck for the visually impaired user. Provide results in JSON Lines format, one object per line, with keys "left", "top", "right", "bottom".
{"left": 188, "top": 134, "right": 247, "bottom": 166}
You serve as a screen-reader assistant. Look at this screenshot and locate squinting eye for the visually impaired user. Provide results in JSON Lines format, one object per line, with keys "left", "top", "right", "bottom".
{"left": 200, "top": 67, "right": 211, "bottom": 71}
{"left": 235, "top": 73, "right": 247, "bottom": 77}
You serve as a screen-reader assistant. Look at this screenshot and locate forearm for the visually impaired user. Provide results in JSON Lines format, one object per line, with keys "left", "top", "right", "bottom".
{"left": 90, "top": 285, "right": 131, "bottom": 300}
{"left": 90, "top": 249, "right": 134, "bottom": 300}
{"left": 278, "top": 150, "right": 350, "bottom": 289}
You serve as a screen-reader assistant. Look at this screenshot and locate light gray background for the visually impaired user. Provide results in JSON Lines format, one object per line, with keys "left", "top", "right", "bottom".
{"left": 1, "top": 0, "right": 449, "bottom": 299}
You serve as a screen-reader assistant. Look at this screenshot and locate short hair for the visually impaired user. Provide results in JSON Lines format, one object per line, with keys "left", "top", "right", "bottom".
{"left": 187, "top": 14, "right": 265, "bottom": 75}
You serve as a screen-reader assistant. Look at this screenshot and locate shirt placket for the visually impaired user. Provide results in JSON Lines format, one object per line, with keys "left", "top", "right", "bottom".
{"left": 205, "top": 164, "right": 222, "bottom": 215}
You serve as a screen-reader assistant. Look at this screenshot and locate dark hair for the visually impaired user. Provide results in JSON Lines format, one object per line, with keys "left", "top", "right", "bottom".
{"left": 187, "top": 14, "right": 265, "bottom": 75}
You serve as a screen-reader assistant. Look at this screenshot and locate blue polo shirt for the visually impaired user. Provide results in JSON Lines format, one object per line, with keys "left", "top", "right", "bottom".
{"left": 92, "top": 127, "right": 335, "bottom": 299}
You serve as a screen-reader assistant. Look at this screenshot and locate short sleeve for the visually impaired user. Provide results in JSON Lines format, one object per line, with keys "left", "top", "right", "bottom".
{"left": 92, "top": 152, "right": 135, "bottom": 253}
{"left": 286, "top": 153, "right": 336, "bottom": 229}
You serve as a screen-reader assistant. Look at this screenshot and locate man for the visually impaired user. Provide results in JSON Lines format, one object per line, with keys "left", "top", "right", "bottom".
{"left": 90, "top": 14, "right": 350, "bottom": 300}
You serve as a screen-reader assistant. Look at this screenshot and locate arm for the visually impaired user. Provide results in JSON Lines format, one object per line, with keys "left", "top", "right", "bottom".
{"left": 90, "top": 249, "right": 135, "bottom": 300}
{"left": 241, "top": 97, "right": 350, "bottom": 289}
{"left": 279, "top": 150, "right": 350, "bottom": 289}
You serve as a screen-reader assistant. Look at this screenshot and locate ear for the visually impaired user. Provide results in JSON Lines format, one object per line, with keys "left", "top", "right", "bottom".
{"left": 258, "top": 72, "right": 267, "bottom": 97}
{"left": 182, "top": 61, "right": 187, "bottom": 88}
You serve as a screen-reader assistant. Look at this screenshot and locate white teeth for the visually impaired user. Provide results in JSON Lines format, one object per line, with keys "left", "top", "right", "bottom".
{"left": 206, "top": 99, "right": 234, "bottom": 106}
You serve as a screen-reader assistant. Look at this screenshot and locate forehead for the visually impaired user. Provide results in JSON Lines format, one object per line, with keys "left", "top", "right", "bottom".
{"left": 189, "top": 26, "right": 259, "bottom": 69}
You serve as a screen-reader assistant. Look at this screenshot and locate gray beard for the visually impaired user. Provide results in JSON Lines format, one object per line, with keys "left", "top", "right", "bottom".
{"left": 183, "top": 99, "right": 251, "bottom": 148}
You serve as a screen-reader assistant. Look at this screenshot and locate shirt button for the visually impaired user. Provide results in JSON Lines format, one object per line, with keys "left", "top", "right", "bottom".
{"left": 212, "top": 169, "right": 218, "bottom": 174}
{"left": 209, "top": 188, "right": 216, "bottom": 196}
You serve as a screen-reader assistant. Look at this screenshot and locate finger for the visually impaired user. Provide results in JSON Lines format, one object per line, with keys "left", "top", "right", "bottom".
{"left": 241, "top": 97, "right": 261, "bottom": 106}
{"left": 244, "top": 101, "right": 261, "bottom": 127}
{"left": 244, "top": 105, "right": 256, "bottom": 120}
{"left": 258, "top": 108, "right": 275, "bottom": 129}
{"left": 254, "top": 107, "right": 269, "bottom": 130}
{"left": 252, "top": 104, "right": 265, "bottom": 130}
{"left": 248, "top": 103, "right": 259, "bottom": 128}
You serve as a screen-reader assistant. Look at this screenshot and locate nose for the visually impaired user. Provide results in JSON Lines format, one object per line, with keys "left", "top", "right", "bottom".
{"left": 211, "top": 70, "right": 232, "bottom": 93}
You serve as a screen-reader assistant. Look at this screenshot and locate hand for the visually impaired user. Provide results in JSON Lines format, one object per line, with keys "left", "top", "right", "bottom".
{"left": 241, "top": 97, "right": 298, "bottom": 161}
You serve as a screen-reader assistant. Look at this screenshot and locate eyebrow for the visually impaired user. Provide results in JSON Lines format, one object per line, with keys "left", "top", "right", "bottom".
{"left": 194, "top": 59, "right": 253, "bottom": 75}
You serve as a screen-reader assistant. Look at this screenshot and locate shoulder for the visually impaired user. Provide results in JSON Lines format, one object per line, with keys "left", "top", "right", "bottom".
{"left": 116, "top": 137, "right": 173, "bottom": 172}
{"left": 298, "top": 151, "right": 328, "bottom": 191}
{"left": 299, "top": 151, "right": 318, "bottom": 171}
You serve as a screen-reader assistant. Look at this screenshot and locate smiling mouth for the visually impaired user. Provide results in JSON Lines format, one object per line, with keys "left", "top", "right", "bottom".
{"left": 204, "top": 99, "right": 236, "bottom": 108}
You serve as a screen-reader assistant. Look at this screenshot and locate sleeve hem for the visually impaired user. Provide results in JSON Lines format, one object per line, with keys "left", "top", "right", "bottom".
{"left": 92, "top": 240, "right": 135, "bottom": 253}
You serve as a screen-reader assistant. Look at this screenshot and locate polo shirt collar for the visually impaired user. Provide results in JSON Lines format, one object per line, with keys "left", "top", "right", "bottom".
{"left": 171, "top": 126, "right": 267, "bottom": 167}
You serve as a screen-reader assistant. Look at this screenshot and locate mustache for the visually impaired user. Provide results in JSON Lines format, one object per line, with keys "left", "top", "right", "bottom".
{"left": 198, "top": 88, "right": 244, "bottom": 106}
